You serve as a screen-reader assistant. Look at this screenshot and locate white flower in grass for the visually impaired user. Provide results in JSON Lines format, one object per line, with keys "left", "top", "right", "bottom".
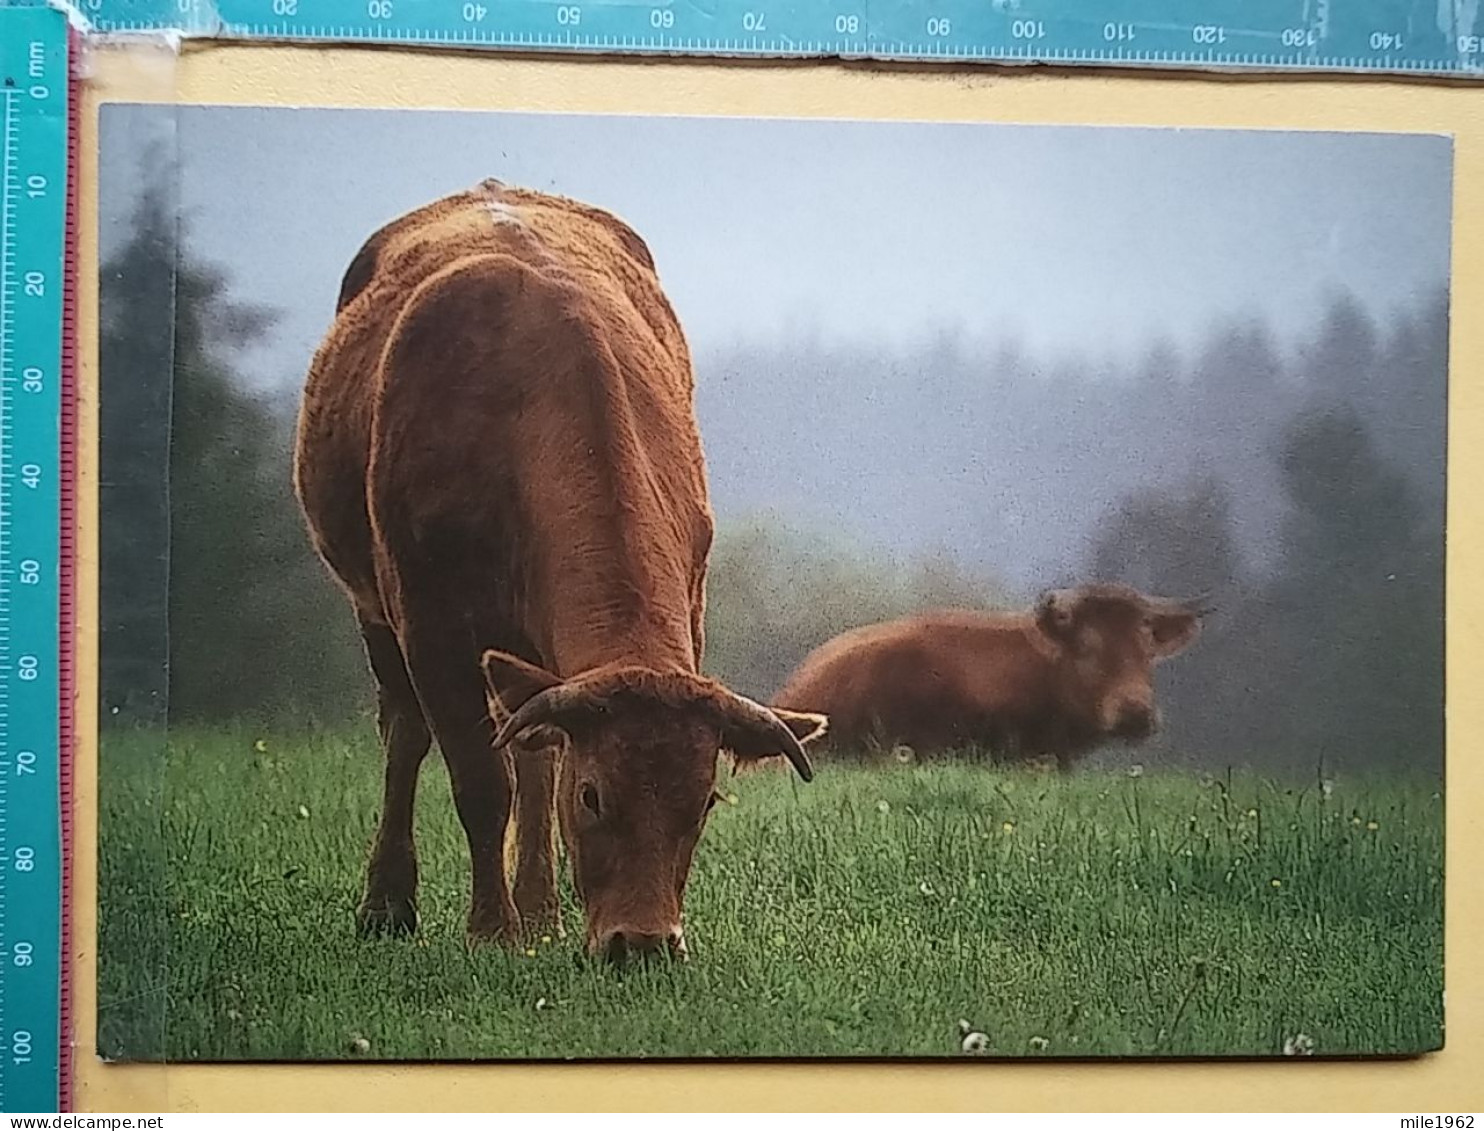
{"left": 349, "top": 1035, "right": 371, "bottom": 1055}
{"left": 876, "top": 799, "right": 891, "bottom": 815}
{"left": 957, "top": 1020, "right": 990, "bottom": 1054}
{"left": 1321, "top": 779, "right": 1335, "bottom": 801}
{"left": 918, "top": 880, "right": 936, "bottom": 897}
{"left": 297, "top": 805, "right": 310, "bottom": 819}
{"left": 1282, "top": 1033, "right": 1315, "bottom": 1056}
{"left": 893, "top": 744, "right": 915, "bottom": 765}
{"left": 1028, "top": 1035, "right": 1050, "bottom": 1052}
{"left": 1127, "top": 764, "right": 1144, "bottom": 779}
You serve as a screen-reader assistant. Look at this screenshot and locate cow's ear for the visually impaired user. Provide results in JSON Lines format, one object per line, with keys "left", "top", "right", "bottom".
{"left": 717, "top": 700, "right": 825, "bottom": 781}
{"left": 480, "top": 649, "right": 562, "bottom": 723}
{"left": 722, "top": 708, "right": 828, "bottom": 760}
{"left": 1149, "top": 612, "right": 1200, "bottom": 660}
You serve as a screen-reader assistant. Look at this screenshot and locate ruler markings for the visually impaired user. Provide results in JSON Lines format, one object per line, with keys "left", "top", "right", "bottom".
{"left": 0, "top": 3, "right": 68, "bottom": 1115}
{"left": 66, "top": 0, "right": 1484, "bottom": 76}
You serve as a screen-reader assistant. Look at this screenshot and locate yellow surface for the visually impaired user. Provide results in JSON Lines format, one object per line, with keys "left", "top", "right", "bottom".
{"left": 71, "top": 42, "right": 1484, "bottom": 1112}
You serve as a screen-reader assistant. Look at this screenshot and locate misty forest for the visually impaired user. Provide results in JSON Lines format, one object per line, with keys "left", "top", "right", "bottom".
{"left": 99, "top": 176, "right": 1446, "bottom": 782}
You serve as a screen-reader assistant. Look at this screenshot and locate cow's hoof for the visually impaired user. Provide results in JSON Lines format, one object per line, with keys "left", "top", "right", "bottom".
{"left": 515, "top": 897, "right": 564, "bottom": 940}
{"left": 519, "top": 917, "right": 565, "bottom": 944}
{"left": 356, "top": 897, "right": 418, "bottom": 938}
{"left": 465, "top": 904, "right": 521, "bottom": 948}
{"left": 465, "top": 924, "right": 522, "bottom": 949}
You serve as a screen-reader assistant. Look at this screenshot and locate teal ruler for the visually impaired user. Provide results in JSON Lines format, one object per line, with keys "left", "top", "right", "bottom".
{"left": 0, "top": 0, "right": 71, "bottom": 1115}
{"left": 81, "top": 0, "right": 1484, "bottom": 76}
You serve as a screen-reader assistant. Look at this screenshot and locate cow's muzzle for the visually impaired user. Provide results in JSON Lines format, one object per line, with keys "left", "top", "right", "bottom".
{"left": 596, "top": 927, "right": 688, "bottom": 965}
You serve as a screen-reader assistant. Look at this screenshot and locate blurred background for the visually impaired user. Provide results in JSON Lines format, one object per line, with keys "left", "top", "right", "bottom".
{"left": 97, "top": 106, "right": 1449, "bottom": 777}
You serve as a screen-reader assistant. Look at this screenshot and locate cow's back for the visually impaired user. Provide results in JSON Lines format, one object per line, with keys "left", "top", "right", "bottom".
{"left": 775, "top": 621, "right": 897, "bottom": 746}
{"left": 775, "top": 611, "right": 1050, "bottom": 755}
{"left": 293, "top": 181, "right": 698, "bottom": 628}
{"left": 775, "top": 617, "right": 958, "bottom": 751}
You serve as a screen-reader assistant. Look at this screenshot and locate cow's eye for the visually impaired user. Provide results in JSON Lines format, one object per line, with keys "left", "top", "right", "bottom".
{"left": 580, "top": 782, "right": 602, "bottom": 817}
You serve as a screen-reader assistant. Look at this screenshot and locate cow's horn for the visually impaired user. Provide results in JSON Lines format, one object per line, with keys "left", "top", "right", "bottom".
{"left": 721, "top": 692, "right": 815, "bottom": 783}
{"left": 492, "top": 682, "right": 593, "bottom": 749}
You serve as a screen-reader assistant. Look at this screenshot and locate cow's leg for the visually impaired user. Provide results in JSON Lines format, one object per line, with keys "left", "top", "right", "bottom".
{"left": 399, "top": 623, "right": 520, "bottom": 946}
{"left": 485, "top": 677, "right": 563, "bottom": 937}
{"left": 509, "top": 743, "right": 562, "bottom": 937}
{"left": 357, "top": 620, "right": 431, "bottom": 937}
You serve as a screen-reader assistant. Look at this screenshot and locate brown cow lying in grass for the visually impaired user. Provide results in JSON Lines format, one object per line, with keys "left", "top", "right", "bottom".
{"left": 294, "top": 180, "right": 827, "bottom": 961}
{"left": 773, "top": 584, "right": 1206, "bottom": 771}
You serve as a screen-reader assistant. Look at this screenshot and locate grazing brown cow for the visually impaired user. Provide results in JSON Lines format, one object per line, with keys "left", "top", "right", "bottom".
{"left": 773, "top": 584, "right": 1205, "bottom": 771}
{"left": 294, "top": 180, "right": 826, "bottom": 960}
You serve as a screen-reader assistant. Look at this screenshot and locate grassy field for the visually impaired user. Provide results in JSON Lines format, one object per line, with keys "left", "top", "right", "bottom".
{"left": 97, "top": 724, "right": 1443, "bottom": 1061}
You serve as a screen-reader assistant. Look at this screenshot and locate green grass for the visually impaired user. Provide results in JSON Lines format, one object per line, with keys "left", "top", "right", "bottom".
{"left": 97, "top": 724, "right": 1444, "bottom": 1061}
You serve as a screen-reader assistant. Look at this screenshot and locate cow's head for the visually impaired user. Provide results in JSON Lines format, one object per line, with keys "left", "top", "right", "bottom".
{"left": 1034, "top": 584, "right": 1206, "bottom": 741}
{"left": 481, "top": 652, "right": 827, "bottom": 963}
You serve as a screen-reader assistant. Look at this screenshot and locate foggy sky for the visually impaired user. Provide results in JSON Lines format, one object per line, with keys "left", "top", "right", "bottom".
{"left": 99, "top": 106, "right": 1451, "bottom": 590}
{"left": 102, "top": 105, "right": 1450, "bottom": 390}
